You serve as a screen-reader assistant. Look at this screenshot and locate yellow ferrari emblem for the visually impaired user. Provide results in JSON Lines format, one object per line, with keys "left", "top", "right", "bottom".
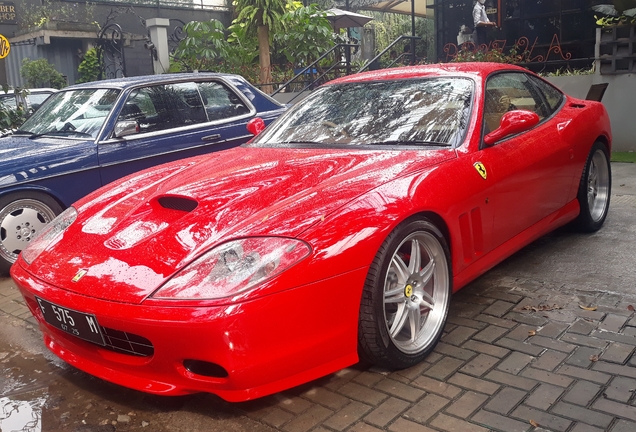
{"left": 72, "top": 269, "right": 88, "bottom": 283}
{"left": 474, "top": 162, "right": 487, "bottom": 180}
{"left": 404, "top": 284, "right": 413, "bottom": 297}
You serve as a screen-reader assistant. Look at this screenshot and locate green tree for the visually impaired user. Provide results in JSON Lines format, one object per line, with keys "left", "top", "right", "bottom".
{"left": 20, "top": 58, "right": 66, "bottom": 89}
{"left": 77, "top": 47, "right": 100, "bottom": 84}
{"left": 172, "top": 19, "right": 231, "bottom": 71}
{"left": 232, "top": 0, "right": 289, "bottom": 93}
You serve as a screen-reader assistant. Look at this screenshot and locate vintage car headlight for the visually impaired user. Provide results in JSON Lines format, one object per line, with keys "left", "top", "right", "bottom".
{"left": 152, "top": 237, "right": 311, "bottom": 300}
{"left": 22, "top": 206, "right": 78, "bottom": 265}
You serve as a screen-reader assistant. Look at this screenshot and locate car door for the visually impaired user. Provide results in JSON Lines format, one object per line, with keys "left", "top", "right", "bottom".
{"left": 97, "top": 79, "right": 255, "bottom": 186}
{"left": 476, "top": 72, "right": 571, "bottom": 247}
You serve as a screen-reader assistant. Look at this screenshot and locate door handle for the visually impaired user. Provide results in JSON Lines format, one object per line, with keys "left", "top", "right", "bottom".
{"left": 202, "top": 134, "right": 221, "bottom": 142}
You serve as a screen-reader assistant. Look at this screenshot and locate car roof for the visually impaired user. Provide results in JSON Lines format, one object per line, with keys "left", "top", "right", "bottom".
{"left": 0, "top": 88, "right": 57, "bottom": 96}
{"left": 326, "top": 62, "right": 530, "bottom": 85}
{"left": 65, "top": 72, "right": 246, "bottom": 91}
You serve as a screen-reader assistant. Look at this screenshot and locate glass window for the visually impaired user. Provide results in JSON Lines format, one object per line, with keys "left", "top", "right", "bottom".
{"left": 252, "top": 77, "right": 474, "bottom": 148}
{"left": 119, "top": 82, "right": 207, "bottom": 134}
{"left": 19, "top": 89, "right": 121, "bottom": 139}
{"left": 483, "top": 72, "right": 547, "bottom": 135}
{"left": 197, "top": 81, "right": 250, "bottom": 121}
{"left": 528, "top": 75, "right": 564, "bottom": 113}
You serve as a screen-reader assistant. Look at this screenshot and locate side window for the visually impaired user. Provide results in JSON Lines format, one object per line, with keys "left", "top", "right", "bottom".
{"left": 197, "top": 81, "right": 250, "bottom": 121}
{"left": 119, "top": 82, "right": 207, "bottom": 134}
{"left": 483, "top": 72, "right": 546, "bottom": 135}
{"left": 528, "top": 75, "right": 564, "bottom": 114}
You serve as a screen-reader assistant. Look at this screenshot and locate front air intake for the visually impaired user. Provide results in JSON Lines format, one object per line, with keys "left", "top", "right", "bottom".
{"left": 157, "top": 196, "right": 198, "bottom": 212}
{"left": 183, "top": 359, "right": 229, "bottom": 378}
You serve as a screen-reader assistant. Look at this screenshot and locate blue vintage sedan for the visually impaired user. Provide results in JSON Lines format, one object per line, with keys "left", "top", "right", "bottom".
{"left": 0, "top": 73, "right": 287, "bottom": 272}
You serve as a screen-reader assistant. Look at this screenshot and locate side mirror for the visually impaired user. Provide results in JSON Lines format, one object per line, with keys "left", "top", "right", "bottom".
{"left": 113, "top": 120, "right": 139, "bottom": 138}
{"left": 246, "top": 117, "right": 266, "bottom": 136}
{"left": 484, "top": 110, "right": 540, "bottom": 146}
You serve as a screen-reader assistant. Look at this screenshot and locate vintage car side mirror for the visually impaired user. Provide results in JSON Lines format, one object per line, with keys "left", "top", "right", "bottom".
{"left": 113, "top": 120, "right": 140, "bottom": 138}
{"left": 246, "top": 117, "right": 266, "bottom": 136}
{"left": 484, "top": 110, "right": 540, "bottom": 146}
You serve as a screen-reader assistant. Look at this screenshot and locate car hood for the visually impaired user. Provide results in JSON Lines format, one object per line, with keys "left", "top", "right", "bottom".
{"left": 0, "top": 135, "right": 94, "bottom": 186}
{"left": 28, "top": 146, "right": 455, "bottom": 303}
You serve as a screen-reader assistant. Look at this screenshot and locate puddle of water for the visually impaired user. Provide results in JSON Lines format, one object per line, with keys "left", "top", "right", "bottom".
{"left": 0, "top": 396, "right": 44, "bottom": 432}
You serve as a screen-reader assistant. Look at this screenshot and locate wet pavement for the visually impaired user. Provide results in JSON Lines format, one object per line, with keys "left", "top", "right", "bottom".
{"left": 1, "top": 162, "right": 635, "bottom": 432}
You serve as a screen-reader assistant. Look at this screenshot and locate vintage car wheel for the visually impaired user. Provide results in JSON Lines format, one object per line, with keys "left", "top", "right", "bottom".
{"left": 573, "top": 142, "right": 611, "bottom": 232}
{"left": 0, "top": 192, "right": 62, "bottom": 274}
{"left": 358, "top": 218, "right": 451, "bottom": 369}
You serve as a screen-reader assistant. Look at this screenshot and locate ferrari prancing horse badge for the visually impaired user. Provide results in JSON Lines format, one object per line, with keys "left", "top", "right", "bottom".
{"left": 474, "top": 162, "right": 487, "bottom": 180}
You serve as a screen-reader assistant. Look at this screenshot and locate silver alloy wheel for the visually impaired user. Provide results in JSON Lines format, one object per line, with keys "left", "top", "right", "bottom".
{"left": 587, "top": 148, "right": 611, "bottom": 222}
{"left": 382, "top": 231, "right": 450, "bottom": 354}
{"left": 0, "top": 198, "right": 57, "bottom": 263}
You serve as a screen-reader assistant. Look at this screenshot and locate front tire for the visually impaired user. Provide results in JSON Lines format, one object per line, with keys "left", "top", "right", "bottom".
{"left": 0, "top": 192, "right": 63, "bottom": 274}
{"left": 572, "top": 142, "right": 611, "bottom": 232}
{"left": 358, "top": 218, "right": 452, "bottom": 369}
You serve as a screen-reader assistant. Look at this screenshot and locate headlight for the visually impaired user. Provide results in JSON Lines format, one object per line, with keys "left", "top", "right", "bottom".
{"left": 152, "top": 237, "right": 311, "bottom": 300}
{"left": 22, "top": 206, "right": 78, "bottom": 265}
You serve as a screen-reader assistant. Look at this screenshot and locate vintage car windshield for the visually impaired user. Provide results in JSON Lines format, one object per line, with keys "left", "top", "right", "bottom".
{"left": 251, "top": 77, "right": 474, "bottom": 148}
{"left": 19, "top": 88, "right": 121, "bottom": 139}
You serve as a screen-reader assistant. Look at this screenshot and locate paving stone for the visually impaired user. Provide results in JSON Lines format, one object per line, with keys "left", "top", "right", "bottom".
{"left": 497, "top": 352, "right": 534, "bottom": 375}
{"left": 473, "top": 325, "right": 508, "bottom": 343}
{"left": 529, "top": 335, "right": 577, "bottom": 353}
{"left": 430, "top": 413, "right": 489, "bottom": 432}
{"left": 520, "top": 368, "right": 573, "bottom": 387}
{"left": 322, "top": 401, "right": 372, "bottom": 431}
{"left": 566, "top": 346, "right": 603, "bottom": 368}
{"left": 442, "top": 326, "right": 479, "bottom": 346}
{"left": 622, "top": 327, "right": 636, "bottom": 337}
{"left": 484, "top": 370, "right": 538, "bottom": 391}
{"left": 537, "top": 321, "right": 568, "bottom": 338}
{"left": 471, "top": 409, "right": 530, "bottom": 432}
{"left": 404, "top": 393, "right": 450, "bottom": 423}
{"left": 353, "top": 371, "right": 385, "bottom": 387}
{"left": 599, "top": 314, "right": 629, "bottom": 332}
{"left": 394, "top": 361, "right": 433, "bottom": 381}
{"left": 484, "top": 387, "right": 527, "bottom": 414}
{"left": 591, "top": 330, "right": 636, "bottom": 345}
{"left": 504, "top": 311, "right": 549, "bottom": 327}
{"left": 273, "top": 394, "right": 313, "bottom": 414}
{"left": 562, "top": 380, "right": 602, "bottom": 406}
{"left": 449, "top": 301, "right": 488, "bottom": 318}
{"left": 433, "top": 342, "right": 477, "bottom": 361}
{"left": 348, "top": 423, "right": 385, "bottom": 432}
{"left": 447, "top": 372, "right": 500, "bottom": 395}
{"left": 337, "top": 382, "right": 388, "bottom": 406}
{"left": 374, "top": 378, "right": 425, "bottom": 402}
{"left": 552, "top": 401, "right": 613, "bottom": 428}
{"left": 424, "top": 356, "right": 465, "bottom": 381}
{"left": 364, "top": 397, "right": 411, "bottom": 428}
{"left": 558, "top": 365, "right": 611, "bottom": 384}
{"left": 456, "top": 294, "right": 497, "bottom": 305}
{"left": 445, "top": 391, "right": 489, "bottom": 418}
{"left": 460, "top": 353, "right": 500, "bottom": 377}
{"left": 610, "top": 419, "right": 636, "bottom": 432}
{"left": 261, "top": 408, "right": 296, "bottom": 428}
{"left": 495, "top": 338, "right": 545, "bottom": 356}
{"left": 571, "top": 308, "right": 606, "bottom": 321}
{"left": 282, "top": 405, "right": 333, "bottom": 432}
{"left": 462, "top": 340, "right": 510, "bottom": 358}
{"left": 593, "top": 361, "right": 636, "bottom": 379}
{"left": 446, "top": 316, "right": 489, "bottom": 329}
{"left": 411, "top": 376, "right": 462, "bottom": 399}
{"left": 324, "top": 367, "right": 365, "bottom": 391}
{"left": 532, "top": 350, "right": 568, "bottom": 371}
{"left": 592, "top": 398, "right": 636, "bottom": 421}
{"left": 525, "top": 383, "right": 564, "bottom": 410}
{"left": 301, "top": 387, "right": 351, "bottom": 410}
{"left": 561, "top": 333, "right": 608, "bottom": 350}
{"left": 602, "top": 342, "right": 635, "bottom": 364}
{"left": 570, "top": 424, "right": 604, "bottom": 432}
{"left": 388, "top": 417, "right": 436, "bottom": 432}
{"left": 474, "top": 314, "right": 517, "bottom": 328}
{"left": 604, "top": 376, "right": 636, "bottom": 403}
{"left": 569, "top": 319, "right": 597, "bottom": 335}
{"left": 511, "top": 405, "right": 572, "bottom": 432}
{"left": 483, "top": 300, "right": 517, "bottom": 317}
{"left": 506, "top": 324, "right": 537, "bottom": 341}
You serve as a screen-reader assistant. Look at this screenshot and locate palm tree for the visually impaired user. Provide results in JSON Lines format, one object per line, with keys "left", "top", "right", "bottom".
{"left": 233, "top": 0, "right": 288, "bottom": 93}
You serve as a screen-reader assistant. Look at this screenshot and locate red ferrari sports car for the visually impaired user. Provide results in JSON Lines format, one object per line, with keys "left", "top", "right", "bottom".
{"left": 12, "top": 63, "right": 611, "bottom": 402}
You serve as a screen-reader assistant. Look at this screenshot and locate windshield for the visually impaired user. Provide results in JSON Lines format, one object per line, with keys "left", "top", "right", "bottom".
{"left": 19, "top": 88, "right": 121, "bottom": 139}
{"left": 252, "top": 77, "right": 474, "bottom": 148}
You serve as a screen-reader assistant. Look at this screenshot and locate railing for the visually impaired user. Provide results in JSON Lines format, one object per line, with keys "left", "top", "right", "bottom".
{"left": 357, "top": 35, "right": 421, "bottom": 73}
{"left": 271, "top": 43, "right": 359, "bottom": 104}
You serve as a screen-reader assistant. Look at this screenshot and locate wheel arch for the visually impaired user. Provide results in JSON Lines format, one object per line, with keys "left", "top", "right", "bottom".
{"left": 400, "top": 210, "right": 452, "bottom": 255}
{"left": 0, "top": 186, "right": 68, "bottom": 211}
{"left": 594, "top": 134, "right": 611, "bottom": 153}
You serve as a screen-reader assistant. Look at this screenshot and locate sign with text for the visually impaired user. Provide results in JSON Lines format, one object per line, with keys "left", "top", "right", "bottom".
{"left": 0, "top": 34, "right": 9, "bottom": 59}
{"left": 0, "top": 2, "right": 15, "bottom": 25}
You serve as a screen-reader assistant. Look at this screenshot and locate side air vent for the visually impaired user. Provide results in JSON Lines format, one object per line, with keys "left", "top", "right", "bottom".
{"left": 158, "top": 196, "right": 198, "bottom": 212}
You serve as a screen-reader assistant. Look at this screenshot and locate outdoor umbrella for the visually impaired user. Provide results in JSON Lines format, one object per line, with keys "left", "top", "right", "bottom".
{"left": 325, "top": 8, "right": 374, "bottom": 30}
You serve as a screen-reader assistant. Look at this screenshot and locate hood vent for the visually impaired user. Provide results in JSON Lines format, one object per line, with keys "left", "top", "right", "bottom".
{"left": 158, "top": 196, "right": 198, "bottom": 212}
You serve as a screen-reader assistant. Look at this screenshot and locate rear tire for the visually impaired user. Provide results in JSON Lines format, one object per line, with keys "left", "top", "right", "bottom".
{"left": 358, "top": 218, "right": 452, "bottom": 370}
{"left": 572, "top": 142, "right": 611, "bottom": 232}
{"left": 0, "top": 192, "right": 63, "bottom": 274}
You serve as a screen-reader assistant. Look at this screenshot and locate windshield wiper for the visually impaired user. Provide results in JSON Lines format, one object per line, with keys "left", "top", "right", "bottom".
{"left": 28, "top": 130, "right": 93, "bottom": 139}
{"left": 12, "top": 129, "right": 35, "bottom": 136}
{"left": 374, "top": 140, "right": 451, "bottom": 147}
